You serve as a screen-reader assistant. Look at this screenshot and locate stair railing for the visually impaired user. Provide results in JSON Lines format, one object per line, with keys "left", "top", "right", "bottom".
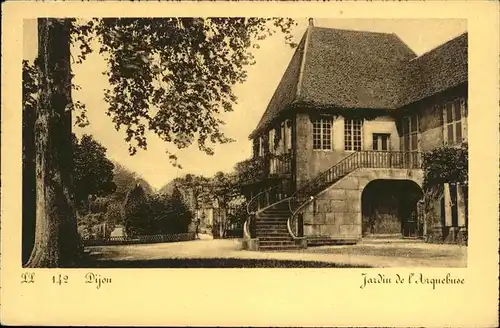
{"left": 245, "top": 184, "right": 284, "bottom": 239}
{"left": 286, "top": 150, "right": 422, "bottom": 239}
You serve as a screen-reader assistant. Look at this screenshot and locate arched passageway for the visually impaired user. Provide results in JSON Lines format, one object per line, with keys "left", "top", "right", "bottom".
{"left": 361, "top": 179, "right": 423, "bottom": 238}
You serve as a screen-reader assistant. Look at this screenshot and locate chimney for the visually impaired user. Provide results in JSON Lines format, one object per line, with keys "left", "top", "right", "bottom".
{"left": 308, "top": 18, "right": 314, "bottom": 26}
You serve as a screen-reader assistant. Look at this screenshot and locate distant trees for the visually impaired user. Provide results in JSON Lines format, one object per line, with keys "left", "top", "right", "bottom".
{"left": 112, "top": 163, "right": 154, "bottom": 202}
{"left": 167, "top": 187, "right": 194, "bottom": 233}
{"left": 112, "top": 163, "right": 138, "bottom": 202}
{"left": 158, "top": 171, "right": 246, "bottom": 238}
{"left": 123, "top": 184, "right": 193, "bottom": 237}
{"left": 73, "top": 134, "right": 116, "bottom": 213}
{"left": 123, "top": 184, "right": 151, "bottom": 237}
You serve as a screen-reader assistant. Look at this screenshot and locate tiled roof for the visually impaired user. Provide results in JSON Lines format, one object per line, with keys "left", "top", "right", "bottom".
{"left": 399, "top": 32, "right": 468, "bottom": 107}
{"left": 300, "top": 27, "right": 416, "bottom": 109}
{"left": 251, "top": 32, "right": 307, "bottom": 138}
{"left": 249, "top": 27, "right": 468, "bottom": 138}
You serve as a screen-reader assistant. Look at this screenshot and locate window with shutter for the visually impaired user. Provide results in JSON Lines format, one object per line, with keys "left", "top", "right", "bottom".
{"left": 443, "top": 97, "right": 467, "bottom": 145}
{"left": 401, "top": 114, "right": 418, "bottom": 151}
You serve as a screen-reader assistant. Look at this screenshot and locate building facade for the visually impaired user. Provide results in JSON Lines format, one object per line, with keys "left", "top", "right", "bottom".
{"left": 242, "top": 22, "right": 468, "bottom": 250}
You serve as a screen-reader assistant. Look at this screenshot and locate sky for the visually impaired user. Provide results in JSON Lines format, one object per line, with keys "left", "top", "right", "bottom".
{"left": 23, "top": 18, "right": 467, "bottom": 190}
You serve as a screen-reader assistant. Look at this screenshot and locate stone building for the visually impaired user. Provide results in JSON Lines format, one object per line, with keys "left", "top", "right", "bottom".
{"left": 242, "top": 21, "right": 468, "bottom": 250}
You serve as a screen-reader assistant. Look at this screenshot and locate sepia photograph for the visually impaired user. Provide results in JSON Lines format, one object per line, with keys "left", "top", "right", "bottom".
{"left": 21, "top": 17, "right": 469, "bottom": 269}
{"left": 3, "top": 1, "right": 499, "bottom": 326}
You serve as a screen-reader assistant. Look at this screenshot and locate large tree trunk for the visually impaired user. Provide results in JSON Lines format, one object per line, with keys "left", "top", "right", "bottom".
{"left": 22, "top": 67, "right": 37, "bottom": 266}
{"left": 26, "top": 18, "right": 81, "bottom": 268}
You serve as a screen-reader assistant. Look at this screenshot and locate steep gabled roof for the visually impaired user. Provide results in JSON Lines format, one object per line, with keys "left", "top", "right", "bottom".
{"left": 299, "top": 27, "right": 416, "bottom": 109}
{"left": 250, "top": 32, "right": 307, "bottom": 138}
{"left": 249, "top": 27, "right": 468, "bottom": 139}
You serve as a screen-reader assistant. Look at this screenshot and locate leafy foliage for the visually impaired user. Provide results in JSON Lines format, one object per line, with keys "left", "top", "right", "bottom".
{"left": 161, "top": 174, "right": 211, "bottom": 211}
{"left": 123, "top": 184, "right": 150, "bottom": 237}
{"left": 69, "top": 17, "right": 297, "bottom": 164}
{"left": 226, "top": 201, "right": 247, "bottom": 226}
{"left": 422, "top": 143, "right": 468, "bottom": 190}
{"left": 209, "top": 171, "right": 239, "bottom": 207}
{"left": 73, "top": 134, "right": 116, "bottom": 209}
{"left": 234, "top": 157, "right": 266, "bottom": 185}
{"left": 421, "top": 143, "right": 469, "bottom": 228}
{"left": 22, "top": 60, "right": 38, "bottom": 110}
{"left": 111, "top": 163, "right": 138, "bottom": 201}
{"left": 135, "top": 177, "right": 155, "bottom": 195}
{"left": 88, "top": 196, "right": 110, "bottom": 214}
{"left": 163, "top": 187, "right": 193, "bottom": 234}
{"left": 104, "top": 200, "right": 124, "bottom": 225}
{"left": 110, "top": 162, "right": 154, "bottom": 202}
{"left": 122, "top": 184, "right": 193, "bottom": 236}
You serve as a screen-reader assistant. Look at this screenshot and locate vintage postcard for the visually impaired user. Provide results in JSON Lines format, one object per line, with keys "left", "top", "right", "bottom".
{"left": 1, "top": 1, "right": 499, "bottom": 326}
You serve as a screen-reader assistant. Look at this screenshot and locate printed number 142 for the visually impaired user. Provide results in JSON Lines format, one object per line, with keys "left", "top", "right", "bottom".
{"left": 52, "top": 274, "right": 68, "bottom": 285}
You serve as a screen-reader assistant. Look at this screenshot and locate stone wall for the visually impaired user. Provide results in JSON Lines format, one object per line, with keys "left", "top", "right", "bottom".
{"left": 300, "top": 168, "right": 424, "bottom": 240}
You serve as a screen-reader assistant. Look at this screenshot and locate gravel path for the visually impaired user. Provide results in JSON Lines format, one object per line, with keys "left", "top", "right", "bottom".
{"left": 86, "top": 236, "right": 467, "bottom": 268}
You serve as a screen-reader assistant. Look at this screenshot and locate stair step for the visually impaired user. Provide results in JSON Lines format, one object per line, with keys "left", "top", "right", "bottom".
{"left": 259, "top": 212, "right": 290, "bottom": 218}
{"left": 256, "top": 232, "right": 290, "bottom": 236}
{"left": 256, "top": 229, "right": 289, "bottom": 233}
{"left": 256, "top": 223, "right": 287, "bottom": 225}
{"left": 256, "top": 228, "right": 288, "bottom": 232}
{"left": 307, "top": 238, "right": 359, "bottom": 246}
{"left": 256, "top": 223, "right": 288, "bottom": 227}
{"left": 259, "top": 245, "right": 302, "bottom": 250}
{"left": 257, "top": 223, "right": 288, "bottom": 227}
{"left": 259, "top": 239, "right": 293, "bottom": 242}
{"left": 258, "top": 236, "right": 293, "bottom": 240}
{"left": 259, "top": 243, "right": 297, "bottom": 247}
{"left": 259, "top": 214, "right": 289, "bottom": 218}
{"left": 256, "top": 233, "right": 290, "bottom": 237}
{"left": 262, "top": 210, "right": 290, "bottom": 214}
{"left": 257, "top": 218, "right": 288, "bottom": 222}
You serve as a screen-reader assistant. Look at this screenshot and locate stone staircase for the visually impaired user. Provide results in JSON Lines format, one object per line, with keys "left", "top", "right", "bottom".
{"left": 255, "top": 202, "right": 302, "bottom": 251}
{"left": 244, "top": 151, "right": 423, "bottom": 251}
